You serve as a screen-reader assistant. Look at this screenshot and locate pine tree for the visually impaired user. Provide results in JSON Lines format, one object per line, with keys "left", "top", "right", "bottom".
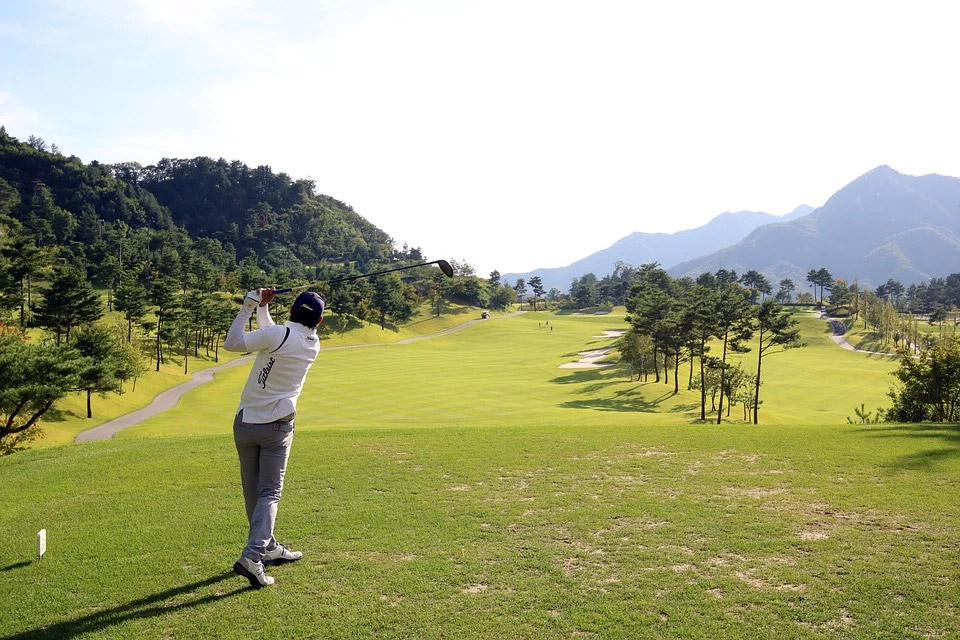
{"left": 72, "top": 325, "right": 134, "bottom": 418}
{"left": 35, "top": 266, "right": 103, "bottom": 345}
{"left": 114, "top": 269, "right": 148, "bottom": 342}
{"left": 714, "top": 288, "right": 755, "bottom": 424}
{"left": 27, "top": 182, "right": 75, "bottom": 246}
{"left": 0, "top": 221, "right": 44, "bottom": 327}
{"left": 753, "top": 301, "right": 803, "bottom": 424}
{"left": 0, "top": 328, "right": 84, "bottom": 454}
{"left": 513, "top": 278, "right": 527, "bottom": 309}
{"left": 690, "top": 285, "right": 719, "bottom": 420}
{"left": 150, "top": 277, "right": 180, "bottom": 370}
{"left": 372, "top": 274, "right": 415, "bottom": 330}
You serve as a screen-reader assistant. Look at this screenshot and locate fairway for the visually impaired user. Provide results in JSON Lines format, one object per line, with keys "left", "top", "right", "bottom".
{"left": 122, "top": 311, "right": 897, "bottom": 438}
{"left": 4, "top": 309, "right": 943, "bottom": 639}
{"left": 2, "top": 422, "right": 958, "bottom": 638}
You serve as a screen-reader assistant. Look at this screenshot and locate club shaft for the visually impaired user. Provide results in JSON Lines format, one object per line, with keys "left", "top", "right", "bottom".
{"left": 275, "top": 260, "right": 447, "bottom": 293}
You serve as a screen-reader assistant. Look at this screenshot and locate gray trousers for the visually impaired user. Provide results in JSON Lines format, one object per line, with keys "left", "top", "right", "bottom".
{"left": 233, "top": 409, "right": 295, "bottom": 561}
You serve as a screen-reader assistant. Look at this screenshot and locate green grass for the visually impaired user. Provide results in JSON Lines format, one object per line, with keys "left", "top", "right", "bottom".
{"left": 31, "top": 300, "right": 494, "bottom": 447}
{"left": 2, "top": 306, "right": 950, "bottom": 638}
{"left": 841, "top": 316, "right": 951, "bottom": 354}
{"left": 121, "top": 311, "right": 897, "bottom": 440}
{"left": 2, "top": 422, "right": 958, "bottom": 638}
{"left": 317, "top": 301, "right": 502, "bottom": 347}
{"left": 33, "top": 339, "right": 247, "bottom": 447}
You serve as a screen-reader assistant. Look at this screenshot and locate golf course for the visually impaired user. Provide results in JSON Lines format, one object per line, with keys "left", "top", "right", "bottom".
{"left": 2, "top": 310, "right": 958, "bottom": 639}
{"left": 5, "top": 6, "right": 960, "bottom": 637}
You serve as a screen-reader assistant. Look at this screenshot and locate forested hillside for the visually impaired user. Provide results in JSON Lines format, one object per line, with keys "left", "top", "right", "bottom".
{"left": 0, "top": 128, "right": 395, "bottom": 282}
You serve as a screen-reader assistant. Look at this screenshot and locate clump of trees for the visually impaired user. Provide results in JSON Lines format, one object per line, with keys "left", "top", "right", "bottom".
{"left": 887, "top": 338, "right": 960, "bottom": 423}
{"left": 620, "top": 263, "right": 803, "bottom": 424}
{"left": 806, "top": 268, "right": 834, "bottom": 305}
{"left": 0, "top": 325, "right": 83, "bottom": 454}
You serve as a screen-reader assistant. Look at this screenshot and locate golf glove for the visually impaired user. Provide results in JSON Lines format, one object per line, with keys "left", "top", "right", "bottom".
{"left": 243, "top": 290, "right": 262, "bottom": 311}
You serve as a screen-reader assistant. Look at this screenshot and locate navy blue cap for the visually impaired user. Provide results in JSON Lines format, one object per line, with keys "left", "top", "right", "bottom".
{"left": 293, "top": 291, "right": 324, "bottom": 324}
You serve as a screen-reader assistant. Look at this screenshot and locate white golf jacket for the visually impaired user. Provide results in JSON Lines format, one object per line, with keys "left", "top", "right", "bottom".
{"left": 224, "top": 302, "right": 320, "bottom": 424}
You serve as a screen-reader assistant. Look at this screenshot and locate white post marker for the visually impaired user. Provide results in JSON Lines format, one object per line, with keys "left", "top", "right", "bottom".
{"left": 37, "top": 529, "right": 46, "bottom": 559}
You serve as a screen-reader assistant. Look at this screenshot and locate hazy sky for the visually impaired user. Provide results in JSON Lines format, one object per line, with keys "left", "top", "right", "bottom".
{"left": 3, "top": 0, "right": 960, "bottom": 276}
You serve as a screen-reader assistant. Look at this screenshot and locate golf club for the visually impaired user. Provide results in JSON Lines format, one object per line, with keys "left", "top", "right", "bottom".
{"left": 273, "top": 259, "right": 454, "bottom": 294}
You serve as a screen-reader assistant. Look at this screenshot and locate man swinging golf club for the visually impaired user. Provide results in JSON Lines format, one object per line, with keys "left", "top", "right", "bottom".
{"left": 224, "top": 286, "right": 324, "bottom": 588}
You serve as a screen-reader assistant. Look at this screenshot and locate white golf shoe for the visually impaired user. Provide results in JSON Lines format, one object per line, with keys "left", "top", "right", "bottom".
{"left": 233, "top": 556, "right": 275, "bottom": 589}
{"left": 262, "top": 542, "right": 303, "bottom": 565}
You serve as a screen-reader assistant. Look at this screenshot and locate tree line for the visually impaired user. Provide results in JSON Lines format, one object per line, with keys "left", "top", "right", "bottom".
{"left": 555, "top": 258, "right": 960, "bottom": 314}
{"left": 807, "top": 268, "right": 960, "bottom": 315}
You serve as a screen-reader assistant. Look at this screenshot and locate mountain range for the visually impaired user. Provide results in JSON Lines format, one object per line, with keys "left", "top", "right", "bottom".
{"left": 503, "top": 205, "right": 814, "bottom": 291}
{"left": 669, "top": 166, "right": 960, "bottom": 288}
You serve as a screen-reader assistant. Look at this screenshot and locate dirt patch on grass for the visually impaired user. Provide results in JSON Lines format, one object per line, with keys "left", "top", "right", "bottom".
{"left": 735, "top": 569, "right": 805, "bottom": 592}
{"left": 379, "top": 594, "right": 403, "bottom": 607}
{"left": 561, "top": 558, "right": 584, "bottom": 576}
{"left": 658, "top": 544, "right": 695, "bottom": 555}
{"left": 713, "top": 450, "right": 763, "bottom": 463}
{"left": 462, "top": 583, "right": 488, "bottom": 594}
{"left": 724, "top": 486, "right": 786, "bottom": 499}
{"left": 797, "top": 608, "right": 855, "bottom": 633}
{"left": 632, "top": 447, "right": 677, "bottom": 458}
{"left": 795, "top": 502, "right": 930, "bottom": 537}
{"left": 799, "top": 530, "right": 829, "bottom": 541}
{"left": 571, "top": 445, "right": 677, "bottom": 464}
{"left": 592, "top": 516, "right": 669, "bottom": 537}
{"left": 706, "top": 553, "right": 747, "bottom": 567}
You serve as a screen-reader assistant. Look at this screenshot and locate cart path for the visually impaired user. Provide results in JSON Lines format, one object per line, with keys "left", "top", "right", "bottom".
{"left": 73, "top": 355, "right": 255, "bottom": 442}
{"left": 814, "top": 311, "right": 899, "bottom": 356}
{"left": 74, "top": 311, "right": 525, "bottom": 443}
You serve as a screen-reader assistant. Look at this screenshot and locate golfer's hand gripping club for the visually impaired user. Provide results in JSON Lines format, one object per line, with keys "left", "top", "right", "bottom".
{"left": 243, "top": 290, "right": 262, "bottom": 311}
{"left": 243, "top": 288, "right": 277, "bottom": 311}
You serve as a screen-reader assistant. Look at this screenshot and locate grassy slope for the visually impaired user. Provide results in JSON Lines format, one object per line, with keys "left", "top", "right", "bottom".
{"left": 121, "top": 311, "right": 896, "bottom": 440}
{"left": 2, "top": 423, "right": 958, "bottom": 639}
{"left": 28, "top": 305, "right": 245, "bottom": 447}
{"left": 317, "top": 301, "right": 499, "bottom": 347}
{"left": 842, "top": 316, "right": 950, "bottom": 354}
{"left": 32, "top": 301, "right": 493, "bottom": 446}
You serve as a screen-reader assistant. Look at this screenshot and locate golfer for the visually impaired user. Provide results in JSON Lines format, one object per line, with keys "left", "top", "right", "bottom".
{"left": 224, "top": 287, "right": 323, "bottom": 588}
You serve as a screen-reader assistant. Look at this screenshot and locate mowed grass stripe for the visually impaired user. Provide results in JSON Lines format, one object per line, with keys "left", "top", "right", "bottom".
{"left": 121, "top": 311, "right": 895, "bottom": 438}
{"left": 2, "top": 422, "right": 958, "bottom": 638}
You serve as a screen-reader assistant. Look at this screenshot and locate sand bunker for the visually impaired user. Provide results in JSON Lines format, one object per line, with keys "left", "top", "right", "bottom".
{"left": 593, "top": 330, "right": 626, "bottom": 338}
{"left": 559, "top": 348, "right": 614, "bottom": 369}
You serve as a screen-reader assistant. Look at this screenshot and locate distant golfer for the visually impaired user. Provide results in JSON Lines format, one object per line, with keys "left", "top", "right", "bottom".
{"left": 224, "top": 287, "right": 323, "bottom": 588}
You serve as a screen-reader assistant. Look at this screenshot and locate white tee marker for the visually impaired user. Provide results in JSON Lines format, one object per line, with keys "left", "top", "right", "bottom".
{"left": 37, "top": 529, "right": 46, "bottom": 559}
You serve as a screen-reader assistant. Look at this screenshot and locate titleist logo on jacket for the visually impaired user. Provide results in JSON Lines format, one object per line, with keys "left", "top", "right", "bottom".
{"left": 224, "top": 303, "right": 320, "bottom": 424}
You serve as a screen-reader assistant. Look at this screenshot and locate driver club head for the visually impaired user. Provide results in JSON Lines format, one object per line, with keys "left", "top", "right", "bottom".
{"left": 436, "top": 259, "right": 454, "bottom": 278}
